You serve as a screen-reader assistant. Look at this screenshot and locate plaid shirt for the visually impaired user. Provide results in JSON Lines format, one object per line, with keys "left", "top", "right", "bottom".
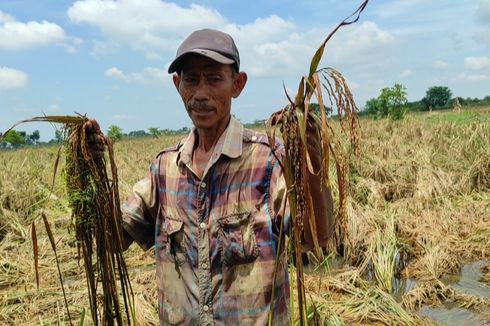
{"left": 122, "top": 117, "right": 290, "bottom": 325}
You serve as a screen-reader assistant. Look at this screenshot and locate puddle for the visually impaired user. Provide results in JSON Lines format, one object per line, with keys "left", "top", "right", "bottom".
{"left": 441, "top": 260, "right": 490, "bottom": 299}
{"left": 415, "top": 260, "right": 490, "bottom": 325}
{"left": 419, "top": 304, "right": 490, "bottom": 326}
{"left": 305, "top": 256, "right": 490, "bottom": 325}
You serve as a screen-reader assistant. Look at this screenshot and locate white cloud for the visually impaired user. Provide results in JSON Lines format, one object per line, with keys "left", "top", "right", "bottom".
{"left": 236, "top": 20, "right": 395, "bottom": 77}
{"left": 105, "top": 67, "right": 128, "bottom": 81}
{"left": 457, "top": 73, "right": 490, "bottom": 81}
{"left": 68, "top": 1, "right": 394, "bottom": 78}
{"left": 0, "top": 18, "right": 64, "bottom": 50}
{"left": 0, "top": 11, "right": 15, "bottom": 23}
{"left": 400, "top": 69, "right": 412, "bottom": 78}
{"left": 0, "top": 66, "right": 28, "bottom": 89}
{"left": 105, "top": 66, "right": 166, "bottom": 83}
{"left": 330, "top": 21, "right": 396, "bottom": 60}
{"left": 0, "top": 11, "right": 80, "bottom": 52}
{"left": 476, "top": 0, "right": 490, "bottom": 25}
{"left": 46, "top": 104, "right": 61, "bottom": 112}
{"left": 464, "top": 56, "right": 490, "bottom": 70}
{"left": 68, "top": 0, "right": 226, "bottom": 56}
{"left": 434, "top": 60, "right": 449, "bottom": 70}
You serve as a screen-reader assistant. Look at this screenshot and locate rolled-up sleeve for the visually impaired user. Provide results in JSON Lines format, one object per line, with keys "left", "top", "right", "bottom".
{"left": 122, "top": 163, "right": 159, "bottom": 251}
{"left": 268, "top": 148, "right": 290, "bottom": 236}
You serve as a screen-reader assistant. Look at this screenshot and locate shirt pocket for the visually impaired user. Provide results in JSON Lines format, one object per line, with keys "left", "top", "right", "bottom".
{"left": 156, "top": 216, "right": 187, "bottom": 266}
{"left": 218, "top": 212, "right": 259, "bottom": 267}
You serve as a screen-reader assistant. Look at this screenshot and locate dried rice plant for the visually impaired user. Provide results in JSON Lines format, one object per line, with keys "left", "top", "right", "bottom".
{"left": 402, "top": 242, "right": 460, "bottom": 282}
{"left": 402, "top": 279, "right": 490, "bottom": 312}
{"left": 369, "top": 210, "right": 399, "bottom": 293}
{"left": 2, "top": 116, "right": 134, "bottom": 325}
{"left": 303, "top": 271, "right": 435, "bottom": 326}
{"left": 266, "top": 1, "right": 367, "bottom": 324}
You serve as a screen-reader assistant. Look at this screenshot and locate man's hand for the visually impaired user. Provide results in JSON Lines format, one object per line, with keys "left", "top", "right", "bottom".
{"left": 303, "top": 114, "right": 334, "bottom": 249}
{"left": 84, "top": 119, "right": 106, "bottom": 158}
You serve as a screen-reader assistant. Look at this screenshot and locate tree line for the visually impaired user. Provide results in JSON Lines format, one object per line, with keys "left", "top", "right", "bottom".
{"left": 2, "top": 85, "right": 489, "bottom": 148}
{"left": 0, "top": 126, "right": 192, "bottom": 149}
{"left": 363, "top": 85, "right": 490, "bottom": 120}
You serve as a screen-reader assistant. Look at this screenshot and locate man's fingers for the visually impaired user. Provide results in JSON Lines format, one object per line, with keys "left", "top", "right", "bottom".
{"left": 84, "top": 119, "right": 106, "bottom": 156}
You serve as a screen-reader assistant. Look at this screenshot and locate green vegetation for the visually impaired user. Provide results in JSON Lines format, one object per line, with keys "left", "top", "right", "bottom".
{"left": 422, "top": 86, "right": 452, "bottom": 110}
{"left": 106, "top": 125, "right": 123, "bottom": 142}
{"left": 365, "top": 83, "right": 408, "bottom": 120}
{"left": 148, "top": 127, "right": 162, "bottom": 138}
{"left": 2, "top": 130, "right": 25, "bottom": 146}
{"left": 364, "top": 83, "right": 490, "bottom": 118}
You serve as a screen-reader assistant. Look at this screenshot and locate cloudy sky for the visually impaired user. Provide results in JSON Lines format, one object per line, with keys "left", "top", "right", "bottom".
{"left": 1, "top": 0, "right": 489, "bottom": 141}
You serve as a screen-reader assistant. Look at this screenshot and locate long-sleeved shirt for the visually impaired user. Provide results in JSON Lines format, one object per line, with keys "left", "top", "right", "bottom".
{"left": 122, "top": 117, "right": 290, "bottom": 325}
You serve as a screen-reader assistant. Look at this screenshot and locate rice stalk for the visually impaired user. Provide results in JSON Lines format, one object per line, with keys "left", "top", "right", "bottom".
{"left": 402, "top": 279, "right": 490, "bottom": 312}
{"left": 266, "top": 2, "right": 367, "bottom": 324}
{"left": 370, "top": 210, "right": 399, "bottom": 293}
{"left": 303, "top": 271, "right": 433, "bottom": 326}
{"left": 3, "top": 115, "right": 135, "bottom": 325}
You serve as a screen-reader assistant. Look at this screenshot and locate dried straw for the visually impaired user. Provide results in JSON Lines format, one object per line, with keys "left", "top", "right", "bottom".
{"left": 2, "top": 116, "right": 134, "bottom": 325}
{"left": 266, "top": 1, "right": 367, "bottom": 324}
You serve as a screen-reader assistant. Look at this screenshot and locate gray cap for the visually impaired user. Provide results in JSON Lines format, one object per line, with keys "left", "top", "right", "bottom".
{"left": 168, "top": 28, "right": 240, "bottom": 73}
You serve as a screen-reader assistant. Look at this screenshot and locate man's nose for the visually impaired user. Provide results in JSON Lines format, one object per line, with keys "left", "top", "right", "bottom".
{"left": 193, "top": 82, "right": 210, "bottom": 101}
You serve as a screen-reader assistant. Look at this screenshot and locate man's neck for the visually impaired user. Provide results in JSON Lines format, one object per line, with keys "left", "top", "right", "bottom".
{"left": 194, "top": 117, "right": 231, "bottom": 152}
{"left": 192, "top": 117, "right": 231, "bottom": 178}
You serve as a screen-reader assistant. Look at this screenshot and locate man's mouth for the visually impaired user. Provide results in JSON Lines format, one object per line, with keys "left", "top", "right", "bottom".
{"left": 189, "top": 103, "right": 213, "bottom": 114}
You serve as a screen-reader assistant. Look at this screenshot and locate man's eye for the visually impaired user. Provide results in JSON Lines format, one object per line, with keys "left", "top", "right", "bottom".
{"left": 208, "top": 76, "right": 222, "bottom": 83}
{"left": 184, "top": 77, "right": 197, "bottom": 83}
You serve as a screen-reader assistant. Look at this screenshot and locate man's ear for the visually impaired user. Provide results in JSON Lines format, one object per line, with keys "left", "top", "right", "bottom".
{"left": 172, "top": 73, "right": 181, "bottom": 90}
{"left": 232, "top": 72, "right": 248, "bottom": 98}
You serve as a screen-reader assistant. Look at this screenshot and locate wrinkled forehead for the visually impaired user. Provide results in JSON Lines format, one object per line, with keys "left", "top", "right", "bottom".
{"left": 179, "top": 54, "right": 233, "bottom": 75}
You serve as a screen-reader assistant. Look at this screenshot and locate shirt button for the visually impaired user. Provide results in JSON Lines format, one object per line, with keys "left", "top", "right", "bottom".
{"left": 199, "top": 222, "right": 206, "bottom": 229}
{"left": 202, "top": 305, "right": 209, "bottom": 312}
{"left": 202, "top": 262, "right": 208, "bottom": 269}
{"left": 200, "top": 182, "right": 206, "bottom": 188}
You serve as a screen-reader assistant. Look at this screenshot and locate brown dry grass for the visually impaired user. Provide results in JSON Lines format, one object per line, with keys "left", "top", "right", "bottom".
{"left": 0, "top": 109, "right": 489, "bottom": 325}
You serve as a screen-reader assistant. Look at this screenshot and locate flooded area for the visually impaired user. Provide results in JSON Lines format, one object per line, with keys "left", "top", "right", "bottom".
{"left": 305, "top": 257, "right": 490, "bottom": 325}
{"left": 419, "top": 261, "right": 490, "bottom": 325}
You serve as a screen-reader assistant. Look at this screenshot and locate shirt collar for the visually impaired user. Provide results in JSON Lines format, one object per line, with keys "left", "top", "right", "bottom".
{"left": 177, "top": 116, "right": 243, "bottom": 168}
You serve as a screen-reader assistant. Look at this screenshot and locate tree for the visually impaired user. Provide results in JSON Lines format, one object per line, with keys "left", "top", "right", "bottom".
{"left": 364, "top": 98, "right": 379, "bottom": 116}
{"left": 107, "top": 125, "right": 123, "bottom": 142}
{"left": 422, "top": 86, "right": 452, "bottom": 110}
{"left": 365, "top": 83, "right": 408, "bottom": 120}
{"left": 3, "top": 130, "right": 25, "bottom": 147}
{"left": 128, "top": 130, "right": 148, "bottom": 138}
{"left": 29, "top": 130, "right": 40, "bottom": 144}
{"left": 148, "top": 127, "right": 162, "bottom": 138}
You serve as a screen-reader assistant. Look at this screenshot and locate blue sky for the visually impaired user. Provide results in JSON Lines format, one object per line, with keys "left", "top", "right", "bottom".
{"left": 1, "top": 0, "right": 490, "bottom": 141}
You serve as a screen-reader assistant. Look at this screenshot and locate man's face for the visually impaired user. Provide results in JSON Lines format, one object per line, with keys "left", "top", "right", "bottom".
{"left": 173, "top": 55, "right": 246, "bottom": 133}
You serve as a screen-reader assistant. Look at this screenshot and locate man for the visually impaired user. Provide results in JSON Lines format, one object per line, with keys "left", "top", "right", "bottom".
{"left": 121, "top": 28, "right": 333, "bottom": 325}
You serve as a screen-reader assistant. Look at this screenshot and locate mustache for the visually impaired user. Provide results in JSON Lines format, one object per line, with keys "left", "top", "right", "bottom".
{"left": 188, "top": 102, "right": 213, "bottom": 111}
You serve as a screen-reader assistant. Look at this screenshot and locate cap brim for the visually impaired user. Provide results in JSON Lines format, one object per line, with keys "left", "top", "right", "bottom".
{"left": 168, "top": 49, "right": 235, "bottom": 73}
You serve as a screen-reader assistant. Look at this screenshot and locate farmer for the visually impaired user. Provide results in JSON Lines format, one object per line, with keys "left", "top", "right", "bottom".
{"left": 120, "top": 28, "right": 333, "bottom": 325}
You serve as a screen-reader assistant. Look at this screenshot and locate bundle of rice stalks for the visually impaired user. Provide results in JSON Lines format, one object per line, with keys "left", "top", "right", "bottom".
{"left": 402, "top": 279, "right": 490, "bottom": 312}
{"left": 402, "top": 243, "right": 460, "bottom": 282}
{"left": 369, "top": 210, "right": 399, "bottom": 293}
{"left": 303, "top": 271, "right": 434, "bottom": 326}
{"left": 266, "top": 1, "right": 367, "bottom": 324}
{"left": 2, "top": 116, "right": 134, "bottom": 325}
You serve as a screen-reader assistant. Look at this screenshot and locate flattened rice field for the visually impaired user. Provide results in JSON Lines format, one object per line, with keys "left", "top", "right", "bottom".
{"left": 1, "top": 108, "right": 489, "bottom": 325}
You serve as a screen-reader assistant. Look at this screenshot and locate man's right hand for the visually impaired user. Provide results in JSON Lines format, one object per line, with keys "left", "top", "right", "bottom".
{"left": 83, "top": 119, "right": 106, "bottom": 158}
